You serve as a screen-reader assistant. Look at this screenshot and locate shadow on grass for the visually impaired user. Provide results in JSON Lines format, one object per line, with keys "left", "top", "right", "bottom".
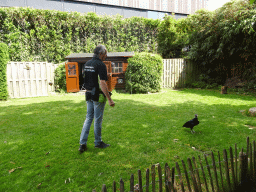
{"left": 1, "top": 91, "right": 256, "bottom": 191}
{"left": 178, "top": 88, "right": 256, "bottom": 102}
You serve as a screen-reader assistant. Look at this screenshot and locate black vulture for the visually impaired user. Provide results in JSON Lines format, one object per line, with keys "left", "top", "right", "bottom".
{"left": 183, "top": 114, "right": 199, "bottom": 134}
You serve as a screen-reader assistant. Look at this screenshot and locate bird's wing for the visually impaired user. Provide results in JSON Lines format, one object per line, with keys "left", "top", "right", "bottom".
{"left": 183, "top": 121, "right": 194, "bottom": 128}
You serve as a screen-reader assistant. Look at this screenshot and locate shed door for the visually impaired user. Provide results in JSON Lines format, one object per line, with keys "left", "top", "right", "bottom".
{"left": 65, "top": 62, "right": 79, "bottom": 92}
{"left": 103, "top": 61, "right": 113, "bottom": 92}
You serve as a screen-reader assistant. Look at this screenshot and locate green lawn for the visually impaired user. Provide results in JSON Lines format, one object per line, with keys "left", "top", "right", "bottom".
{"left": 1, "top": 88, "right": 256, "bottom": 191}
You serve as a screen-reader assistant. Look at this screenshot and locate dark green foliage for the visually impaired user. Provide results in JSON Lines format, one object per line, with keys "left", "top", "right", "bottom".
{"left": 1, "top": 3, "right": 256, "bottom": 92}
{"left": 184, "top": 0, "right": 256, "bottom": 88}
{"left": 242, "top": 64, "right": 256, "bottom": 90}
{"left": 0, "top": 43, "right": 9, "bottom": 100}
{"left": 157, "top": 15, "right": 177, "bottom": 58}
{"left": 125, "top": 52, "right": 163, "bottom": 93}
{"left": 0, "top": 7, "right": 160, "bottom": 63}
{"left": 54, "top": 64, "right": 66, "bottom": 92}
{"left": 157, "top": 14, "right": 188, "bottom": 58}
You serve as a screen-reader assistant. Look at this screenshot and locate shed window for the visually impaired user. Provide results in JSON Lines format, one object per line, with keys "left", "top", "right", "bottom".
{"left": 111, "top": 62, "right": 123, "bottom": 73}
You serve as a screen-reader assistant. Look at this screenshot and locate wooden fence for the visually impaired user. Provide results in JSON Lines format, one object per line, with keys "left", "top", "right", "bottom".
{"left": 6, "top": 59, "right": 194, "bottom": 98}
{"left": 95, "top": 137, "right": 256, "bottom": 192}
{"left": 162, "top": 59, "right": 195, "bottom": 88}
{"left": 7, "top": 62, "right": 59, "bottom": 98}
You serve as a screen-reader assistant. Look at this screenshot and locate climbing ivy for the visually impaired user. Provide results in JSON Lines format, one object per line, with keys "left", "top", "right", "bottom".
{"left": 0, "top": 7, "right": 160, "bottom": 63}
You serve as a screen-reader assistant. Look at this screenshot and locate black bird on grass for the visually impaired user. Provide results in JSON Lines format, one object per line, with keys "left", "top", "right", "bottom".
{"left": 183, "top": 114, "right": 199, "bottom": 134}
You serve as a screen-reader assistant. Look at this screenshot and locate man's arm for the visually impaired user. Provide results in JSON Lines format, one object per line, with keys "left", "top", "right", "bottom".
{"left": 99, "top": 80, "right": 115, "bottom": 107}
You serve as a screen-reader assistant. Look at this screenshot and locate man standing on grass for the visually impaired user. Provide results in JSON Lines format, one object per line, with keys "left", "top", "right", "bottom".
{"left": 79, "top": 44, "right": 115, "bottom": 153}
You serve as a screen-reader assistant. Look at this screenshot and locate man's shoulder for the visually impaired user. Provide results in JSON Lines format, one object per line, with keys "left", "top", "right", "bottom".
{"left": 94, "top": 60, "right": 106, "bottom": 69}
{"left": 86, "top": 58, "right": 105, "bottom": 66}
{"left": 84, "top": 59, "right": 93, "bottom": 66}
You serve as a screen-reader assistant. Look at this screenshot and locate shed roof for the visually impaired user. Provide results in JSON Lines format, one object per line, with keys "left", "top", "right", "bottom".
{"left": 65, "top": 52, "right": 134, "bottom": 59}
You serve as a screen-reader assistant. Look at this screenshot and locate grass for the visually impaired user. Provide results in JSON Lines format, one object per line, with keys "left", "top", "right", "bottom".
{"left": 0, "top": 88, "right": 256, "bottom": 191}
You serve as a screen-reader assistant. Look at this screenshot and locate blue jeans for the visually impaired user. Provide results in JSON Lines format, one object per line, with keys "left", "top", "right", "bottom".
{"left": 80, "top": 100, "right": 106, "bottom": 146}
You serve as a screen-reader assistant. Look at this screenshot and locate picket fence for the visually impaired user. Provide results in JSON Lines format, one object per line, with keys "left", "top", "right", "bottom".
{"left": 162, "top": 59, "right": 194, "bottom": 88}
{"left": 95, "top": 137, "right": 256, "bottom": 192}
{"left": 7, "top": 62, "right": 59, "bottom": 98}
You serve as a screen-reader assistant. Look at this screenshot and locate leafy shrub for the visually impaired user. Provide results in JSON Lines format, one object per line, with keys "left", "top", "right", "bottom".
{"left": 190, "top": 74, "right": 219, "bottom": 89}
{"left": 185, "top": 1, "right": 256, "bottom": 86}
{"left": 157, "top": 15, "right": 178, "bottom": 58}
{"left": 157, "top": 14, "right": 188, "bottom": 58}
{"left": 0, "top": 7, "right": 160, "bottom": 63}
{"left": 125, "top": 52, "right": 163, "bottom": 94}
{"left": 0, "top": 43, "right": 9, "bottom": 100}
{"left": 54, "top": 63, "right": 66, "bottom": 92}
{"left": 242, "top": 63, "right": 256, "bottom": 91}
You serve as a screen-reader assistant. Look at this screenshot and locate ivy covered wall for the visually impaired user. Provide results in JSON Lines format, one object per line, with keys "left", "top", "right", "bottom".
{"left": 0, "top": 7, "right": 160, "bottom": 63}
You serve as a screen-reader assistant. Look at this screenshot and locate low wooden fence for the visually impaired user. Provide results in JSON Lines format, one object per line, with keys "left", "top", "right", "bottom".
{"left": 7, "top": 62, "right": 59, "bottom": 98}
{"left": 162, "top": 59, "right": 195, "bottom": 88}
{"left": 95, "top": 137, "right": 256, "bottom": 192}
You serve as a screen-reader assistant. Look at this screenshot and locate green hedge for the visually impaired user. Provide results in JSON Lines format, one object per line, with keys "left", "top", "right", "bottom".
{"left": 54, "top": 63, "right": 66, "bottom": 92}
{"left": 2, "top": 3, "right": 255, "bottom": 91}
{"left": 125, "top": 52, "right": 163, "bottom": 94}
{"left": 0, "top": 7, "right": 160, "bottom": 63}
{"left": 0, "top": 43, "right": 9, "bottom": 100}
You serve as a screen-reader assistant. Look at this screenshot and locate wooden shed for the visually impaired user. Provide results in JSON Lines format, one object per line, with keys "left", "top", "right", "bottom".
{"left": 65, "top": 52, "right": 134, "bottom": 92}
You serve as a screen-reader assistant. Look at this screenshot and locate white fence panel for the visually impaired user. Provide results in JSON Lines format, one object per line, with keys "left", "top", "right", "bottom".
{"left": 7, "top": 59, "right": 192, "bottom": 98}
{"left": 7, "top": 62, "right": 59, "bottom": 98}
{"left": 162, "top": 59, "right": 187, "bottom": 88}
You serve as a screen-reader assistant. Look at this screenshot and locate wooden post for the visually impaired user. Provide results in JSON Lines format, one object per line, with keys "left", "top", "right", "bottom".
{"left": 146, "top": 168, "right": 150, "bottom": 192}
{"left": 250, "top": 143, "right": 253, "bottom": 180}
{"left": 120, "top": 179, "right": 124, "bottom": 192}
{"left": 235, "top": 144, "right": 238, "bottom": 183}
{"left": 102, "top": 184, "right": 107, "bottom": 192}
{"left": 176, "top": 162, "right": 185, "bottom": 192}
{"left": 138, "top": 170, "right": 143, "bottom": 192}
{"left": 247, "top": 137, "right": 250, "bottom": 156}
{"left": 253, "top": 141, "right": 256, "bottom": 183}
{"left": 221, "top": 86, "right": 227, "bottom": 94}
{"left": 130, "top": 174, "right": 134, "bottom": 192}
{"left": 204, "top": 154, "right": 215, "bottom": 192}
{"left": 187, "top": 158, "right": 199, "bottom": 192}
{"left": 192, "top": 157, "right": 202, "bottom": 192}
{"left": 182, "top": 159, "right": 192, "bottom": 192}
{"left": 113, "top": 181, "right": 116, "bottom": 192}
{"left": 164, "top": 163, "right": 170, "bottom": 192}
{"left": 223, "top": 149, "right": 231, "bottom": 191}
{"left": 171, "top": 167, "right": 175, "bottom": 192}
{"left": 239, "top": 151, "right": 248, "bottom": 186}
{"left": 152, "top": 164, "right": 156, "bottom": 192}
{"left": 166, "top": 166, "right": 174, "bottom": 192}
{"left": 158, "top": 164, "right": 163, "bottom": 192}
{"left": 198, "top": 156, "right": 209, "bottom": 192}
{"left": 211, "top": 152, "right": 219, "bottom": 191}
{"left": 218, "top": 151, "right": 224, "bottom": 191}
{"left": 230, "top": 147, "right": 236, "bottom": 188}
